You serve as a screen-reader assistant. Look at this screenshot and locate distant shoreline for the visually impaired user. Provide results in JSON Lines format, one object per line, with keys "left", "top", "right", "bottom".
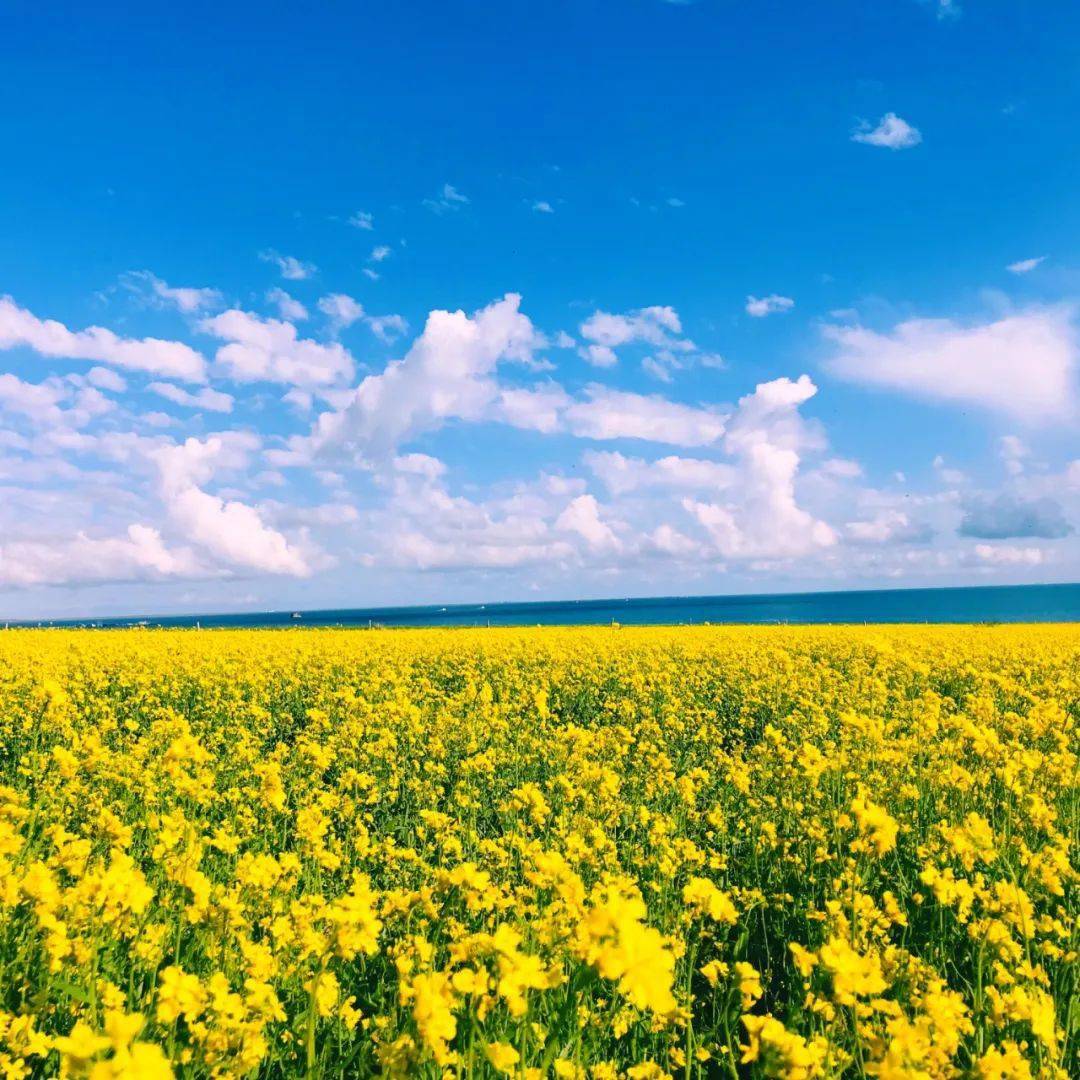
{"left": 7, "top": 581, "right": 1078, "bottom": 630}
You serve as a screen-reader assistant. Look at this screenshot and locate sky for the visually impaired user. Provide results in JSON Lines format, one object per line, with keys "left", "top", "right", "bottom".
{"left": 1, "top": 0, "right": 1079, "bottom": 619}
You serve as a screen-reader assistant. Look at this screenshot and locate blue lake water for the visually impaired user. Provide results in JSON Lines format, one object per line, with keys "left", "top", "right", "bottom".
{"left": 22, "top": 582, "right": 1080, "bottom": 629}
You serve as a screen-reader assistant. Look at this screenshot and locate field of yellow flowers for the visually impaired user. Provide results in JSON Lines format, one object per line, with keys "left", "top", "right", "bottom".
{"left": 0, "top": 625, "right": 1074, "bottom": 1078}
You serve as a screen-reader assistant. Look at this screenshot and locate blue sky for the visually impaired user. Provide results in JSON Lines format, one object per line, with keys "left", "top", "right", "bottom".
{"left": 1, "top": 0, "right": 1078, "bottom": 617}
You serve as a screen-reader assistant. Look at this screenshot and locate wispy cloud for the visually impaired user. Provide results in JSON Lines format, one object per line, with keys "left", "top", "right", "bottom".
{"left": 258, "top": 250, "right": 316, "bottom": 281}
{"left": 1007, "top": 256, "right": 1045, "bottom": 275}
{"left": 423, "top": 183, "right": 469, "bottom": 214}
{"left": 121, "top": 271, "right": 222, "bottom": 314}
{"left": 266, "top": 288, "right": 309, "bottom": 322}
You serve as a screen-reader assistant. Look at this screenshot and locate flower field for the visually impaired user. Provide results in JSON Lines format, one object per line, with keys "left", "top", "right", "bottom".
{"left": 0, "top": 626, "right": 1075, "bottom": 1078}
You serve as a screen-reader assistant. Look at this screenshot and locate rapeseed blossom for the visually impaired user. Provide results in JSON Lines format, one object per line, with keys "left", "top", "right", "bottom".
{"left": 0, "top": 624, "right": 1071, "bottom": 1076}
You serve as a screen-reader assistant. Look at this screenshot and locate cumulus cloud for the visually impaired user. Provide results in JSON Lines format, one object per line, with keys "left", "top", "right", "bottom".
{"left": 200, "top": 309, "right": 355, "bottom": 387}
{"left": 147, "top": 382, "right": 234, "bottom": 414}
{"left": 532, "top": 200, "right": 554, "bottom": 214}
{"left": 369, "top": 245, "right": 392, "bottom": 263}
{"left": 0, "top": 296, "right": 207, "bottom": 382}
{"left": 680, "top": 376, "right": 836, "bottom": 561}
{"left": 851, "top": 113, "right": 922, "bottom": 149}
{"left": 580, "top": 344, "right": 618, "bottom": 368}
{"left": 348, "top": 210, "right": 374, "bottom": 230}
{"left": 959, "top": 493, "right": 1073, "bottom": 539}
{"left": 0, "top": 525, "right": 204, "bottom": 588}
{"left": 554, "top": 494, "right": 620, "bottom": 552}
{"left": 745, "top": 294, "right": 794, "bottom": 317}
{"left": 579, "top": 305, "right": 694, "bottom": 358}
{"left": 822, "top": 305, "right": 1079, "bottom": 422}
{"left": 0, "top": 373, "right": 115, "bottom": 431}
{"left": 317, "top": 293, "right": 365, "bottom": 331}
{"left": 393, "top": 453, "right": 447, "bottom": 480}
{"left": 281, "top": 294, "right": 543, "bottom": 463}
{"left": 152, "top": 435, "right": 312, "bottom": 575}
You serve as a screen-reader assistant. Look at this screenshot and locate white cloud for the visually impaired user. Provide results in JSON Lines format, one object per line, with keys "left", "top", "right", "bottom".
{"left": 580, "top": 344, "right": 618, "bottom": 367}
{"left": 819, "top": 457, "right": 863, "bottom": 479}
{"left": 972, "top": 543, "right": 1044, "bottom": 566}
{"left": 822, "top": 305, "right": 1079, "bottom": 422}
{"left": 260, "top": 499, "right": 358, "bottom": 527}
{"left": 123, "top": 271, "right": 222, "bottom": 314}
{"left": 851, "top": 113, "right": 922, "bottom": 150}
{"left": 645, "top": 524, "right": 702, "bottom": 558}
{"left": 367, "top": 314, "right": 408, "bottom": 343}
{"left": 0, "top": 295, "right": 207, "bottom": 382}
{"left": 0, "top": 373, "right": 106, "bottom": 429}
{"left": 745, "top": 294, "right": 794, "bottom": 317}
{"left": 584, "top": 450, "right": 736, "bottom": 495}
{"left": 86, "top": 366, "right": 128, "bottom": 393}
{"left": 284, "top": 294, "right": 543, "bottom": 463}
{"left": 317, "top": 293, "right": 365, "bottom": 330}
{"left": 200, "top": 309, "right": 355, "bottom": 387}
{"left": 931, "top": 457, "right": 966, "bottom": 487}
{"left": 372, "top": 479, "right": 574, "bottom": 572}
{"left": 641, "top": 356, "right": 673, "bottom": 382}
{"left": 423, "top": 183, "right": 469, "bottom": 213}
{"left": 393, "top": 453, "right": 446, "bottom": 480}
{"left": 579, "top": 305, "right": 692, "bottom": 352}
{"left": 0, "top": 525, "right": 204, "bottom": 588}
{"left": 998, "top": 435, "right": 1029, "bottom": 476}
{"left": 565, "top": 386, "right": 727, "bottom": 447}
{"left": 846, "top": 510, "right": 931, "bottom": 544}
{"left": 266, "top": 288, "right": 309, "bottom": 322}
{"left": 259, "top": 250, "right": 316, "bottom": 281}
{"left": 147, "top": 382, "right": 234, "bottom": 414}
{"left": 555, "top": 494, "right": 620, "bottom": 552}
{"left": 494, "top": 384, "right": 571, "bottom": 434}
{"left": 370, "top": 245, "right": 392, "bottom": 263}
{"left": 1007, "top": 256, "right": 1045, "bottom": 275}
{"left": 152, "top": 435, "right": 312, "bottom": 576}
{"left": 348, "top": 210, "right": 374, "bottom": 230}
{"left": 680, "top": 376, "right": 835, "bottom": 560}
{"left": 532, "top": 200, "right": 554, "bottom": 214}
